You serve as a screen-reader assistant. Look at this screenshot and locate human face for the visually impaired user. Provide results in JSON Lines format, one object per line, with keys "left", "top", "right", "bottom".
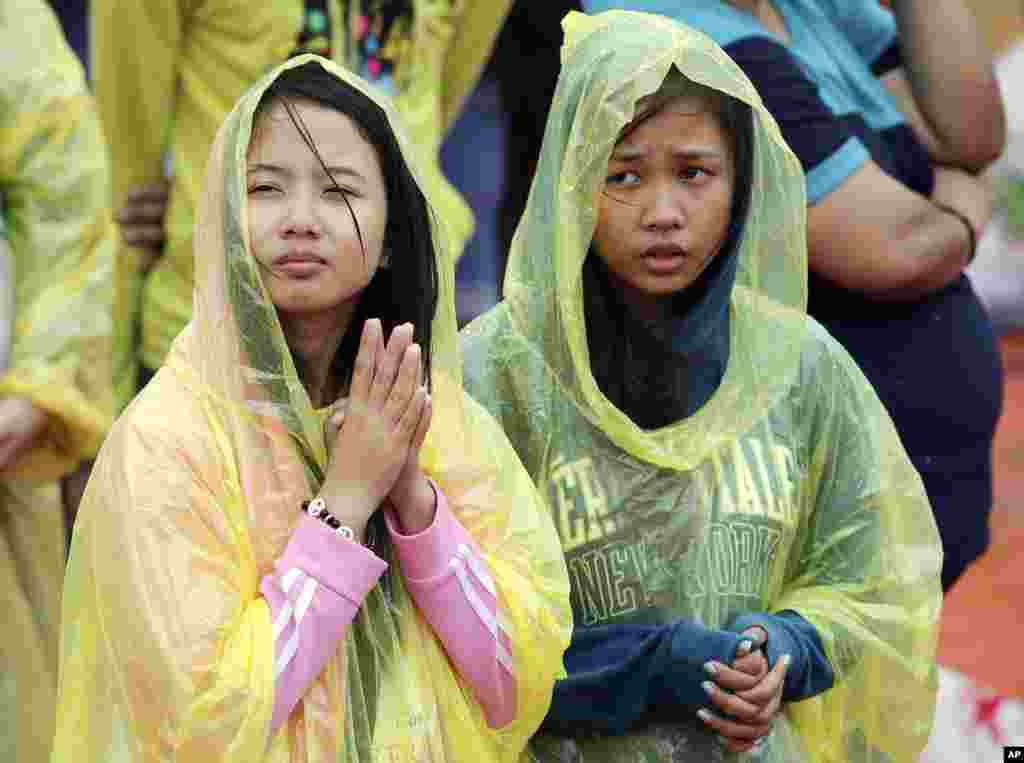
{"left": 592, "top": 94, "right": 736, "bottom": 316}
{"left": 246, "top": 99, "right": 388, "bottom": 323}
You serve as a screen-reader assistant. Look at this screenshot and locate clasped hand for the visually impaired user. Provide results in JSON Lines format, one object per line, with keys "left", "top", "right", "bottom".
{"left": 319, "top": 319, "right": 434, "bottom": 541}
{"left": 699, "top": 627, "right": 789, "bottom": 754}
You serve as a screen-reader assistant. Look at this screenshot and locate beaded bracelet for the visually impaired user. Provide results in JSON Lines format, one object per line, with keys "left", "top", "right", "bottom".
{"left": 301, "top": 496, "right": 356, "bottom": 541}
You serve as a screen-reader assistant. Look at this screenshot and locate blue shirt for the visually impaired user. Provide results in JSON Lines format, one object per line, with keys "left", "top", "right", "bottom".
{"left": 585, "top": 0, "right": 928, "bottom": 201}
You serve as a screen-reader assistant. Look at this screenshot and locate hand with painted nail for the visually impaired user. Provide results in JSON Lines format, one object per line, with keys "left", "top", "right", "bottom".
{"left": 699, "top": 646, "right": 790, "bottom": 754}
{"left": 698, "top": 636, "right": 766, "bottom": 753}
{"left": 731, "top": 626, "right": 769, "bottom": 682}
{"left": 714, "top": 627, "right": 771, "bottom": 753}
{"left": 699, "top": 626, "right": 769, "bottom": 752}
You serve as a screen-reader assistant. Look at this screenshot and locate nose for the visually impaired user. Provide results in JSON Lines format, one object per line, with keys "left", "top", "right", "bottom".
{"left": 282, "top": 190, "right": 322, "bottom": 237}
{"left": 640, "top": 180, "right": 685, "bottom": 232}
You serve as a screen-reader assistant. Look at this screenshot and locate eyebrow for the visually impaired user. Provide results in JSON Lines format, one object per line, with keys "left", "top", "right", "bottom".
{"left": 323, "top": 165, "right": 367, "bottom": 183}
{"left": 609, "top": 147, "right": 724, "bottom": 162}
{"left": 246, "top": 162, "right": 367, "bottom": 183}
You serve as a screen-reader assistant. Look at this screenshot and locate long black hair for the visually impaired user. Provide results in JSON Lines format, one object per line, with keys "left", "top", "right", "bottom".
{"left": 256, "top": 61, "right": 439, "bottom": 393}
{"left": 252, "top": 64, "right": 438, "bottom": 742}
{"left": 583, "top": 75, "right": 755, "bottom": 430}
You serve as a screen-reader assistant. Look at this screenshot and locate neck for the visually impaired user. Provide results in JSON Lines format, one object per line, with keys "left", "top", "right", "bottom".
{"left": 622, "top": 289, "right": 674, "bottom": 325}
{"left": 279, "top": 303, "right": 356, "bottom": 408}
{"left": 599, "top": 265, "right": 674, "bottom": 324}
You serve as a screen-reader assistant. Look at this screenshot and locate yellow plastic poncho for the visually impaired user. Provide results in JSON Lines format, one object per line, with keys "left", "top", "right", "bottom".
{"left": 93, "top": 0, "right": 511, "bottom": 410}
{"left": 460, "top": 10, "right": 943, "bottom": 762}
{"left": 53, "top": 55, "right": 571, "bottom": 763}
{"left": 0, "top": 1, "right": 114, "bottom": 761}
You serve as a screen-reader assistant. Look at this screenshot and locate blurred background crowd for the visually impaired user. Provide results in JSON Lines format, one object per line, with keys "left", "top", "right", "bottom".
{"left": 2, "top": 0, "right": 1023, "bottom": 760}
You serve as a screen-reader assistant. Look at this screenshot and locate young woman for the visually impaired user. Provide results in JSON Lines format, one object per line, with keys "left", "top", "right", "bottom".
{"left": 461, "top": 10, "right": 942, "bottom": 761}
{"left": 94, "top": 0, "right": 511, "bottom": 410}
{"left": 583, "top": 0, "right": 1006, "bottom": 594}
{"left": 52, "top": 57, "right": 570, "bottom": 762}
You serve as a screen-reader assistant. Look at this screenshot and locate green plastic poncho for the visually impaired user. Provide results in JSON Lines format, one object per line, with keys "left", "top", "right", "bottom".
{"left": 461, "top": 10, "right": 943, "bottom": 762}
{"left": 53, "top": 56, "right": 571, "bottom": 762}
{"left": 0, "top": 1, "right": 114, "bottom": 761}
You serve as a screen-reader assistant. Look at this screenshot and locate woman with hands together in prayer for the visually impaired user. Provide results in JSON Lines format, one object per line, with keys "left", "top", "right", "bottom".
{"left": 321, "top": 319, "right": 435, "bottom": 543}
{"left": 52, "top": 57, "right": 570, "bottom": 763}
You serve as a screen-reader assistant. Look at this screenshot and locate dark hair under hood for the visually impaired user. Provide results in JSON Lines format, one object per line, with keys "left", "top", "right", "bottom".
{"left": 584, "top": 70, "right": 755, "bottom": 430}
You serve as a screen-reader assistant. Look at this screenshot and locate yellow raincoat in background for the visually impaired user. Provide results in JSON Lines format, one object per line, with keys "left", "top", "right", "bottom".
{"left": 461, "top": 11, "right": 943, "bottom": 762}
{"left": 53, "top": 55, "right": 571, "bottom": 763}
{"left": 0, "top": 1, "right": 115, "bottom": 761}
{"left": 93, "top": 0, "right": 512, "bottom": 410}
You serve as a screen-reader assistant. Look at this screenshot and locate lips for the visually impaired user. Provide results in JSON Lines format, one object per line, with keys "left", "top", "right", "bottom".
{"left": 642, "top": 243, "right": 686, "bottom": 260}
{"left": 271, "top": 252, "right": 328, "bottom": 278}
{"left": 273, "top": 252, "right": 327, "bottom": 266}
{"left": 640, "top": 243, "right": 688, "bottom": 275}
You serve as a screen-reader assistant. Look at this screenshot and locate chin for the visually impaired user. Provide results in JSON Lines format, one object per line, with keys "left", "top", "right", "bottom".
{"left": 633, "top": 274, "right": 701, "bottom": 297}
{"left": 271, "top": 283, "right": 366, "bottom": 316}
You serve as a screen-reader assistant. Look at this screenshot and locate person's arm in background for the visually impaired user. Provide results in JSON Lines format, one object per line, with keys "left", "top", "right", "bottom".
{"left": 880, "top": 0, "right": 1005, "bottom": 173}
{"left": 0, "top": 0, "right": 114, "bottom": 482}
{"left": 807, "top": 160, "right": 990, "bottom": 299}
{"left": 836, "top": 0, "right": 1000, "bottom": 277}
{"left": 727, "top": 36, "right": 989, "bottom": 301}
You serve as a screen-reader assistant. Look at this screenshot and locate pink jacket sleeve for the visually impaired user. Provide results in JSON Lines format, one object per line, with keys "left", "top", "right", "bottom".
{"left": 384, "top": 481, "right": 516, "bottom": 728}
{"left": 259, "top": 514, "right": 386, "bottom": 738}
{"left": 260, "top": 484, "right": 516, "bottom": 740}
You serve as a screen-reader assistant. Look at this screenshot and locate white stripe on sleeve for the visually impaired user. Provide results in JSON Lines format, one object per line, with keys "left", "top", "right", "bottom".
{"left": 452, "top": 556, "right": 514, "bottom": 673}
